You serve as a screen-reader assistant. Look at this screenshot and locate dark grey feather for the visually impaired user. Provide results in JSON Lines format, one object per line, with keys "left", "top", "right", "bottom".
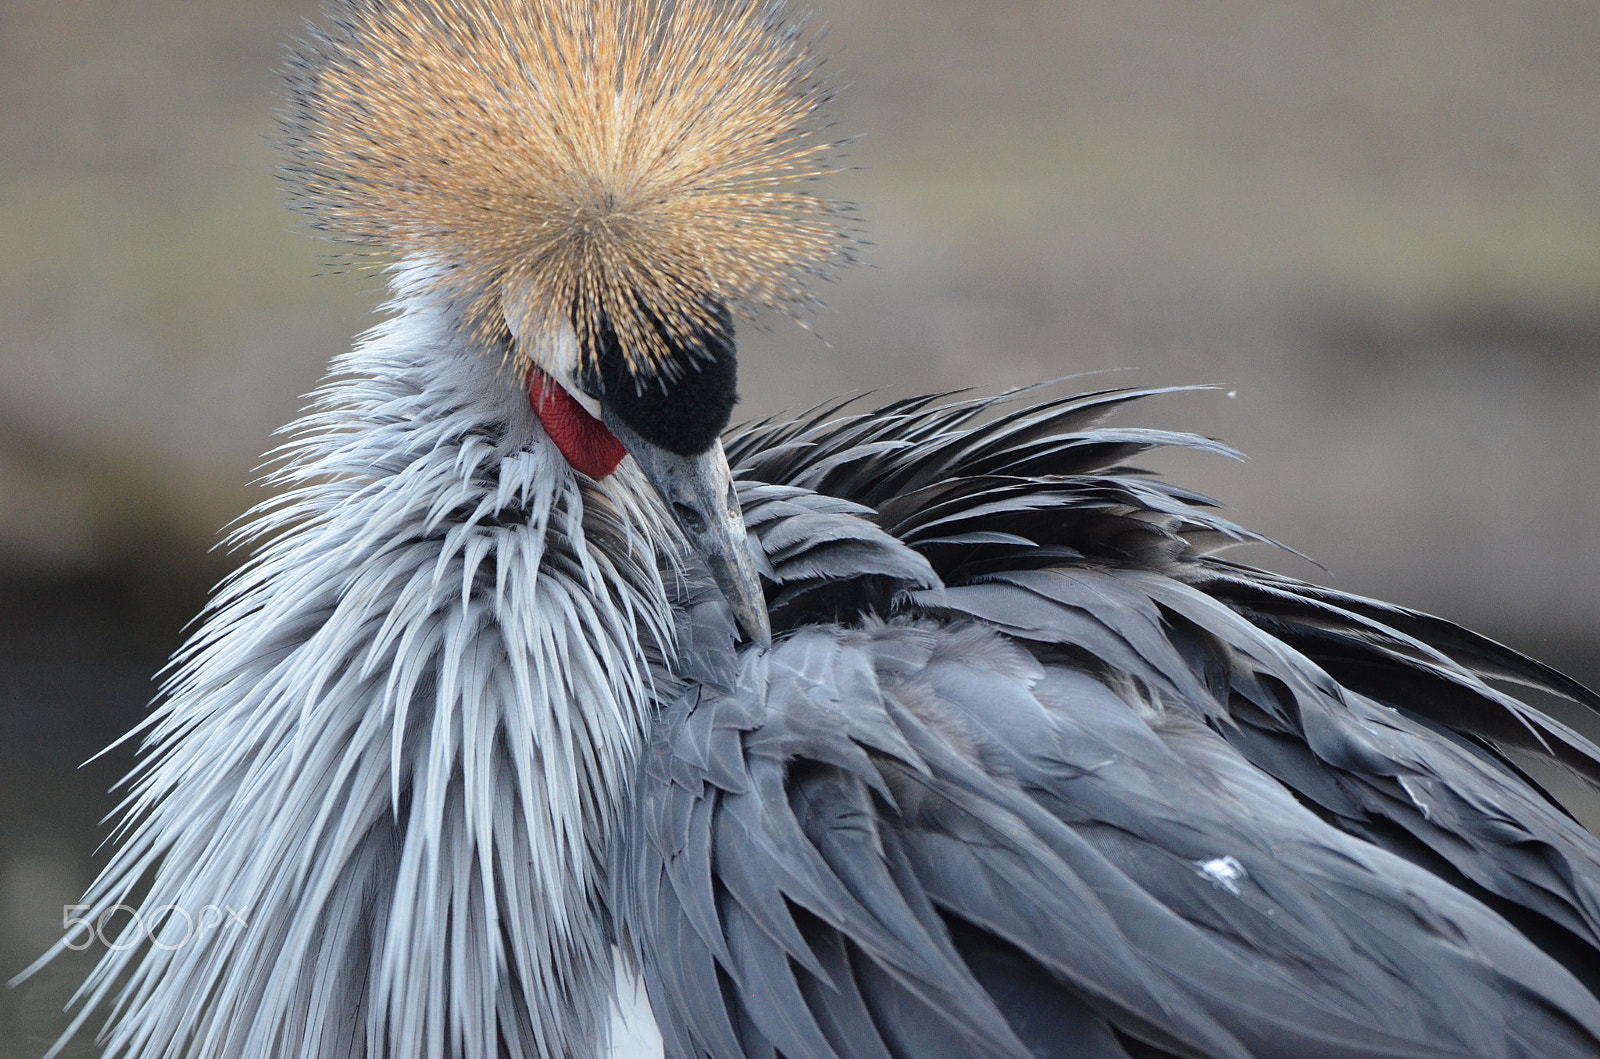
{"left": 619, "top": 386, "right": 1600, "bottom": 1059}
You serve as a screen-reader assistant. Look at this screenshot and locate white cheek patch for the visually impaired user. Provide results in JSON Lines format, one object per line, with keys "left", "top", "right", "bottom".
{"left": 534, "top": 321, "right": 582, "bottom": 381}
{"left": 506, "top": 311, "right": 602, "bottom": 417}
{"left": 566, "top": 381, "right": 604, "bottom": 421}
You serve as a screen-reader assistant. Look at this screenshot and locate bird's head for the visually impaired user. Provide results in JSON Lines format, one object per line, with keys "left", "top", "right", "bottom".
{"left": 279, "top": 0, "right": 857, "bottom": 646}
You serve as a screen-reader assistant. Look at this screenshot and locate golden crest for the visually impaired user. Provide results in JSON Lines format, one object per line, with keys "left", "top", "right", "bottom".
{"left": 281, "top": 0, "right": 855, "bottom": 377}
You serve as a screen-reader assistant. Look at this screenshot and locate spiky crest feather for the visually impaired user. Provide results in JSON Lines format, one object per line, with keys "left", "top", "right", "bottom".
{"left": 280, "top": 0, "right": 854, "bottom": 379}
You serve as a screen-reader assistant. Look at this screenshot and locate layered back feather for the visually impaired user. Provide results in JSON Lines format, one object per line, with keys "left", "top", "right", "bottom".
{"left": 618, "top": 385, "right": 1600, "bottom": 1059}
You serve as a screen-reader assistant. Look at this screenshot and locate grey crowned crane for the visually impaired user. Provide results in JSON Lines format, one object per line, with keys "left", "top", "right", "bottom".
{"left": 27, "top": 0, "right": 1600, "bottom": 1056}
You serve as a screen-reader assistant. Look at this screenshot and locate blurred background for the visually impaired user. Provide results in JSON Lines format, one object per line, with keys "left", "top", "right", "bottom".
{"left": 2, "top": 0, "right": 1598, "bottom": 1052}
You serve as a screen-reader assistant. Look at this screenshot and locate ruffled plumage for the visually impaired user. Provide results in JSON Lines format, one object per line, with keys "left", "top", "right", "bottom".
{"left": 621, "top": 385, "right": 1600, "bottom": 1059}
{"left": 27, "top": 287, "right": 678, "bottom": 1059}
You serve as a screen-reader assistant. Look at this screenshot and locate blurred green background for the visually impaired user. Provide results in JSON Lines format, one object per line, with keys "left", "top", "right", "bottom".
{"left": 3, "top": 1, "right": 1599, "bottom": 1053}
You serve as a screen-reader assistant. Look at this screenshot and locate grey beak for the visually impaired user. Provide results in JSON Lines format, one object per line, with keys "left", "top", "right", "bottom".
{"left": 603, "top": 415, "right": 772, "bottom": 649}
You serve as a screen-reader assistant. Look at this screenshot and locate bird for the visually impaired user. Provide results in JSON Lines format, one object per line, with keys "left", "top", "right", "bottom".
{"left": 23, "top": 0, "right": 1600, "bottom": 1057}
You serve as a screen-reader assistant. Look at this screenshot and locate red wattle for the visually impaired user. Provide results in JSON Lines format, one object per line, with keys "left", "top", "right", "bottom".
{"left": 528, "top": 369, "right": 628, "bottom": 479}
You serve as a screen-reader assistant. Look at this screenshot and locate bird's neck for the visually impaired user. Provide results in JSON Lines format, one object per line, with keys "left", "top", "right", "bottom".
{"left": 187, "top": 292, "right": 678, "bottom": 1054}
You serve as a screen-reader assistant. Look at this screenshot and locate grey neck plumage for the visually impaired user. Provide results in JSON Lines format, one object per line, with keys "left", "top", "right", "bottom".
{"left": 56, "top": 280, "right": 677, "bottom": 1059}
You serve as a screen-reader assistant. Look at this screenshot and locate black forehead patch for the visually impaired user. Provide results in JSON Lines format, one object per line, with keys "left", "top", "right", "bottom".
{"left": 578, "top": 302, "right": 738, "bottom": 456}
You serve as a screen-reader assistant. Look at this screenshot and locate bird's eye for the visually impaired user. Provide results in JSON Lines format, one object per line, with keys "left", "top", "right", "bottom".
{"left": 578, "top": 301, "right": 739, "bottom": 456}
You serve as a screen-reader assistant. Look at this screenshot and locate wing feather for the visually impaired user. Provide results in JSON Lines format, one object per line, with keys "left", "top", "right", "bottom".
{"left": 622, "top": 385, "right": 1600, "bottom": 1058}
{"left": 622, "top": 624, "right": 1600, "bottom": 1058}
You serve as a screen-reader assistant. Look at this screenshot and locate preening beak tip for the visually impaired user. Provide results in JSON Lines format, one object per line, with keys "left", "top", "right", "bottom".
{"left": 699, "top": 547, "right": 771, "bottom": 650}
{"left": 739, "top": 602, "right": 773, "bottom": 651}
